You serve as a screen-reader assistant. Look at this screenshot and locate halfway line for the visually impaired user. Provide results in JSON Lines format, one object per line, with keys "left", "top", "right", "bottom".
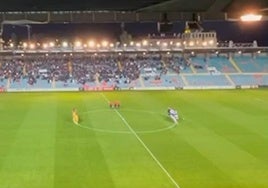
{"left": 100, "top": 93, "right": 181, "bottom": 188}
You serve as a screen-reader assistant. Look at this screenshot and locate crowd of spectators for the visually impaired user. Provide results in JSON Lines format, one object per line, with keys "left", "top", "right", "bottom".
{"left": 0, "top": 53, "right": 186, "bottom": 88}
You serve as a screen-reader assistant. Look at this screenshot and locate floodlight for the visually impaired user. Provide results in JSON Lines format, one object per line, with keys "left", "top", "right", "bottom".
{"left": 101, "top": 40, "right": 108, "bottom": 47}
{"left": 29, "top": 43, "right": 35, "bottom": 49}
{"left": 209, "top": 40, "right": 214, "bottom": 45}
{"left": 23, "top": 42, "right": 28, "bottom": 48}
{"left": 88, "top": 40, "right": 95, "bottom": 48}
{"left": 202, "top": 41, "right": 208, "bottom": 46}
{"left": 43, "top": 43, "right": 48, "bottom": 49}
{"left": 176, "top": 42, "right": 181, "bottom": 47}
{"left": 75, "top": 41, "right": 82, "bottom": 48}
{"left": 162, "top": 42, "right": 168, "bottom": 47}
{"left": 189, "top": 41, "right": 194, "bottom": 46}
{"left": 240, "top": 14, "right": 262, "bottom": 22}
{"left": 142, "top": 40, "right": 148, "bottom": 46}
{"left": 62, "top": 41, "right": 68, "bottom": 48}
{"left": 49, "top": 42, "right": 55, "bottom": 47}
{"left": 136, "top": 42, "right": 141, "bottom": 47}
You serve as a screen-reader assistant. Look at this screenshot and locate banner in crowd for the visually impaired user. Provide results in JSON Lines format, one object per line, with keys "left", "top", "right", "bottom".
{"left": 0, "top": 87, "right": 6, "bottom": 92}
{"left": 82, "top": 85, "right": 114, "bottom": 91}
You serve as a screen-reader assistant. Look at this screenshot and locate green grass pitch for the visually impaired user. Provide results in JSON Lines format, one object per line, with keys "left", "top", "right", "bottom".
{"left": 0, "top": 90, "right": 268, "bottom": 188}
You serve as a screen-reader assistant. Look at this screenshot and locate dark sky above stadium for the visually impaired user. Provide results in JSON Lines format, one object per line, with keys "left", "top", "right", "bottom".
{"left": 0, "top": 0, "right": 267, "bottom": 12}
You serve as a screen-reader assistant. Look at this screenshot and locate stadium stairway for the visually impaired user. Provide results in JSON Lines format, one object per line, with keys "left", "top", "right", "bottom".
{"left": 229, "top": 57, "right": 242, "bottom": 73}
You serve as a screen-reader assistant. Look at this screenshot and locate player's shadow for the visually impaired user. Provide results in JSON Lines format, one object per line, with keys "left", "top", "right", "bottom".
{"left": 160, "top": 114, "right": 174, "bottom": 123}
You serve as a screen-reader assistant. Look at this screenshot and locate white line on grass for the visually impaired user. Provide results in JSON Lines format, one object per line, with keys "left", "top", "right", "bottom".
{"left": 100, "top": 93, "right": 181, "bottom": 188}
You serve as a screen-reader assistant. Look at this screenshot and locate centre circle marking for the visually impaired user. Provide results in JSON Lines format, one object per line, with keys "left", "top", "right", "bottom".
{"left": 77, "top": 108, "right": 176, "bottom": 134}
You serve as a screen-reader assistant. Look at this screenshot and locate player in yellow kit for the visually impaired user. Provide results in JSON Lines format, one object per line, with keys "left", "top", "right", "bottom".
{"left": 72, "top": 108, "right": 79, "bottom": 125}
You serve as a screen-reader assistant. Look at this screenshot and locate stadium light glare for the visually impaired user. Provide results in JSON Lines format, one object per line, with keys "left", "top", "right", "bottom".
{"left": 189, "top": 41, "right": 194, "bottom": 46}
{"left": 43, "top": 43, "right": 48, "bottom": 49}
{"left": 10, "top": 43, "right": 14, "bottom": 48}
{"left": 88, "top": 40, "right": 95, "bottom": 48}
{"left": 62, "top": 41, "right": 68, "bottom": 48}
{"left": 136, "top": 42, "right": 141, "bottom": 47}
{"left": 156, "top": 41, "right": 161, "bottom": 46}
{"left": 209, "top": 40, "right": 214, "bottom": 45}
{"left": 202, "top": 41, "right": 208, "bottom": 46}
{"left": 109, "top": 43, "right": 114, "bottom": 48}
{"left": 49, "top": 42, "right": 55, "bottom": 48}
{"left": 74, "top": 41, "right": 82, "bottom": 48}
{"left": 130, "top": 41, "right": 134, "bottom": 46}
{"left": 176, "top": 42, "right": 181, "bottom": 47}
{"left": 240, "top": 14, "right": 262, "bottom": 22}
{"left": 142, "top": 40, "right": 148, "bottom": 46}
{"left": 257, "top": 50, "right": 261, "bottom": 54}
{"left": 23, "top": 42, "right": 28, "bottom": 48}
{"left": 101, "top": 40, "right": 108, "bottom": 47}
{"left": 29, "top": 43, "right": 35, "bottom": 49}
{"left": 162, "top": 42, "right": 168, "bottom": 47}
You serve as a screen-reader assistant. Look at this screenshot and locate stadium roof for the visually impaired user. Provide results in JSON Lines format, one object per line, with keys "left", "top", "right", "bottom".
{"left": 0, "top": 0, "right": 267, "bottom": 22}
{"left": 0, "top": 0, "right": 267, "bottom": 12}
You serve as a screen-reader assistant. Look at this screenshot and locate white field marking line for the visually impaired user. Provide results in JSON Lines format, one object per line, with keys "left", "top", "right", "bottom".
{"left": 80, "top": 108, "right": 177, "bottom": 134}
{"left": 76, "top": 123, "right": 131, "bottom": 134}
{"left": 100, "top": 93, "right": 181, "bottom": 188}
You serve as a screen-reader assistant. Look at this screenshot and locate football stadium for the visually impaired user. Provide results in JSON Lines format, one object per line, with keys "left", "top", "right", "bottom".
{"left": 0, "top": 0, "right": 268, "bottom": 188}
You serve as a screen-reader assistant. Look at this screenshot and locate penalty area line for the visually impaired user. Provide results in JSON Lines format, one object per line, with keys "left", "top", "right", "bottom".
{"left": 100, "top": 93, "right": 181, "bottom": 188}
